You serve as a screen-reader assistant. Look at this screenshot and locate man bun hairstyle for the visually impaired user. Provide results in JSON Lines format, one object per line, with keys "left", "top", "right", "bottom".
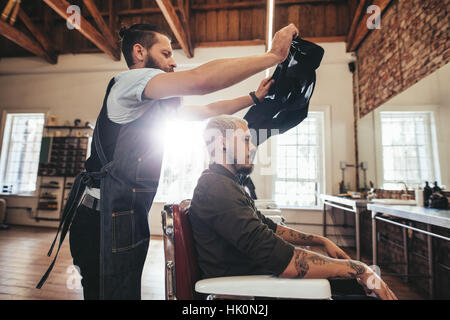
{"left": 119, "top": 24, "right": 171, "bottom": 67}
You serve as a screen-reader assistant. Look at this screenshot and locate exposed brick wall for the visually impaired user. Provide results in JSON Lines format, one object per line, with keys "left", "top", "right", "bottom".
{"left": 354, "top": 0, "right": 450, "bottom": 117}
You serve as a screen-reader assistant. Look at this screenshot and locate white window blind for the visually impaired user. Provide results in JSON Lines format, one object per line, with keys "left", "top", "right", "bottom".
{"left": 0, "top": 113, "right": 45, "bottom": 195}
{"left": 379, "top": 111, "right": 439, "bottom": 189}
{"left": 274, "top": 112, "right": 325, "bottom": 207}
{"left": 155, "top": 120, "right": 208, "bottom": 203}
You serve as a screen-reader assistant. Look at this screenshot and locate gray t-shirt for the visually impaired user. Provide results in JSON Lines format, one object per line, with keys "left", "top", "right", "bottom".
{"left": 86, "top": 68, "right": 166, "bottom": 199}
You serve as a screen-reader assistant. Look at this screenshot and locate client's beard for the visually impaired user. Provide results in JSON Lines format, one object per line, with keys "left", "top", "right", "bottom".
{"left": 233, "top": 164, "right": 254, "bottom": 176}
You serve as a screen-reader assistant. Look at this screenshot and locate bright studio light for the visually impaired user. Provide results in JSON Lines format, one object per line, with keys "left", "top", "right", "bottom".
{"left": 155, "top": 120, "right": 208, "bottom": 203}
{"left": 266, "top": 0, "right": 275, "bottom": 78}
{"left": 267, "top": 0, "right": 275, "bottom": 51}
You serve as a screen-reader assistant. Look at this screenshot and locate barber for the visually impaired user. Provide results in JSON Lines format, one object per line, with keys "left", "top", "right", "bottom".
{"left": 37, "top": 23, "right": 299, "bottom": 299}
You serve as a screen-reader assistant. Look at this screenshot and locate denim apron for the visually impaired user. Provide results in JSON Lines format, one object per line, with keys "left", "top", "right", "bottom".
{"left": 37, "top": 78, "right": 179, "bottom": 299}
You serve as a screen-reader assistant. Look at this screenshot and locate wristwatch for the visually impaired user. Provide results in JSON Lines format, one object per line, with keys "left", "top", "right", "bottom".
{"left": 249, "top": 91, "right": 260, "bottom": 104}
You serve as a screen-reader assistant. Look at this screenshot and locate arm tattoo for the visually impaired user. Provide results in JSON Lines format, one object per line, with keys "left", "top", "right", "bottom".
{"left": 291, "top": 230, "right": 314, "bottom": 242}
{"left": 294, "top": 250, "right": 310, "bottom": 278}
{"left": 293, "top": 251, "right": 330, "bottom": 278}
{"left": 347, "top": 261, "right": 366, "bottom": 278}
{"left": 277, "top": 227, "right": 314, "bottom": 244}
{"left": 292, "top": 250, "right": 365, "bottom": 280}
{"left": 308, "top": 255, "right": 328, "bottom": 266}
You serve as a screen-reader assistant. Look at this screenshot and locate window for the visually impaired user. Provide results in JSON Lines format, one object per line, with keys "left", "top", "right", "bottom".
{"left": 379, "top": 111, "right": 439, "bottom": 189}
{"left": 273, "top": 112, "right": 325, "bottom": 207}
{"left": 0, "top": 113, "right": 45, "bottom": 195}
{"left": 155, "top": 120, "right": 208, "bottom": 203}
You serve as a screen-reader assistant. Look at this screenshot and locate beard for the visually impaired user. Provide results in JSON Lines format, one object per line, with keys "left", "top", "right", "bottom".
{"left": 144, "top": 55, "right": 158, "bottom": 69}
{"left": 144, "top": 55, "right": 174, "bottom": 72}
{"left": 233, "top": 164, "right": 254, "bottom": 176}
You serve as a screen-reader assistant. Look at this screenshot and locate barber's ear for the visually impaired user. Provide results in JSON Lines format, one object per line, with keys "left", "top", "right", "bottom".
{"left": 133, "top": 43, "right": 146, "bottom": 62}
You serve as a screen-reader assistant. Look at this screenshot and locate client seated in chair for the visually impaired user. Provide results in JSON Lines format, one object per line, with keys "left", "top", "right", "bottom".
{"left": 189, "top": 115, "right": 397, "bottom": 300}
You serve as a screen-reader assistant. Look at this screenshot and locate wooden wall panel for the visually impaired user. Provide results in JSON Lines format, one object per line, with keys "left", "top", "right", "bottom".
{"left": 205, "top": 0, "right": 217, "bottom": 42}
{"left": 227, "top": 8, "right": 239, "bottom": 41}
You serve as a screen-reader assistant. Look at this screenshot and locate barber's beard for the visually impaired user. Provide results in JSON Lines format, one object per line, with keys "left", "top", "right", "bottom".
{"left": 144, "top": 55, "right": 174, "bottom": 72}
{"left": 144, "top": 55, "right": 158, "bottom": 69}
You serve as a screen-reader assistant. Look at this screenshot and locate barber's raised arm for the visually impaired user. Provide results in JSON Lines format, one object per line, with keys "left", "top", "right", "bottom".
{"left": 143, "top": 24, "right": 298, "bottom": 100}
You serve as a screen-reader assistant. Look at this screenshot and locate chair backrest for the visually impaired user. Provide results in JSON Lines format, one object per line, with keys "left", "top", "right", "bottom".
{"left": 161, "top": 200, "right": 201, "bottom": 300}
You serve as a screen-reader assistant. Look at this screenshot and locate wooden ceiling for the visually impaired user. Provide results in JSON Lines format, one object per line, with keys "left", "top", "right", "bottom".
{"left": 0, "top": 0, "right": 389, "bottom": 63}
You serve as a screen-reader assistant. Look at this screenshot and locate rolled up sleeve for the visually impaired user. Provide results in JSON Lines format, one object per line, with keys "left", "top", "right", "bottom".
{"left": 114, "top": 68, "right": 165, "bottom": 107}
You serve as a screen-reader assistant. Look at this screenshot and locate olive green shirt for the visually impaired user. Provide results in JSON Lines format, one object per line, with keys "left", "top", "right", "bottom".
{"left": 189, "top": 164, "right": 295, "bottom": 279}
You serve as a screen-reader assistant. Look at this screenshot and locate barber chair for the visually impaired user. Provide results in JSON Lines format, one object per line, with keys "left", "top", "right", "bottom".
{"left": 161, "top": 200, "right": 331, "bottom": 300}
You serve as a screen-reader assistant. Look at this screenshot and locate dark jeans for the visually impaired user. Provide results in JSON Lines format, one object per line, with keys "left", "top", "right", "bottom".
{"left": 69, "top": 204, "right": 144, "bottom": 300}
{"left": 329, "top": 279, "right": 379, "bottom": 300}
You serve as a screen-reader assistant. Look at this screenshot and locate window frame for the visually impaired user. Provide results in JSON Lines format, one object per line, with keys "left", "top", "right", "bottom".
{"left": 0, "top": 109, "right": 48, "bottom": 197}
{"left": 271, "top": 106, "right": 332, "bottom": 210}
{"left": 373, "top": 106, "right": 442, "bottom": 189}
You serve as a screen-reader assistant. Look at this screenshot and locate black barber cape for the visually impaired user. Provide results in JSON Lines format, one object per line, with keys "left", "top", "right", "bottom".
{"left": 244, "top": 37, "right": 324, "bottom": 146}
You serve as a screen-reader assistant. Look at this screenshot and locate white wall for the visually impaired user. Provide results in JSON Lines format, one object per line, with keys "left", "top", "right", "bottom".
{"left": 0, "top": 43, "right": 357, "bottom": 246}
{"left": 357, "top": 63, "right": 450, "bottom": 189}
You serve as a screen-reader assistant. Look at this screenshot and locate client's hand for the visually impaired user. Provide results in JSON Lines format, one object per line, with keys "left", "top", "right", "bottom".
{"left": 322, "top": 238, "right": 351, "bottom": 259}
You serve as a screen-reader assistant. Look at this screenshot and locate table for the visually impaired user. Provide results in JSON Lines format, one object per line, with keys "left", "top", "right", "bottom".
{"left": 320, "top": 195, "right": 369, "bottom": 261}
{"left": 367, "top": 204, "right": 450, "bottom": 298}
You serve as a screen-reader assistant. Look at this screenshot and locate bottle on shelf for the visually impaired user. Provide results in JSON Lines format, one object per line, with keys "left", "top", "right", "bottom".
{"left": 415, "top": 185, "right": 424, "bottom": 207}
{"left": 423, "top": 181, "right": 432, "bottom": 207}
{"left": 432, "top": 181, "right": 442, "bottom": 193}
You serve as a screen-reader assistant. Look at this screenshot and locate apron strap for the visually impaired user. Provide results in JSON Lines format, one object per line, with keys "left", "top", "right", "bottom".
{"left": 36, "top": 78, "right": 115, "bottom": 289}
{"left": 93, "top": 78, "right": 115, "bottom": 167}
{"left": 36, "top": 171, "right": 106, "bottom": 289}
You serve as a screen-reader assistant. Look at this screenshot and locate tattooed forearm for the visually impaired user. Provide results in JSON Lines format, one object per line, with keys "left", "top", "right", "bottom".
{"left": 276, "top": 226, "right": 315, "bottom": 245}
{"left": 347, "top": 260, "right": 366, "bottom": 278}
{"left": 294, "top": 250, "right": 310, "bottom": 278}
{"left": 293, "top": 250, "right": 331, "bottom": 278}
{"left": 290, "top": 249, "right": 367, "bottom": 280}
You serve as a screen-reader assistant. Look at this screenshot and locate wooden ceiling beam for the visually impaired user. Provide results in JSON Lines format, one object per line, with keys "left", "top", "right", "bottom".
{"left": 347, "top": 0, "right": 393, "bottom": 52}
{"left": 346, "top": 0, "right": 369, "bottom": 50}
{"left": 96, "top": 0, "right": 343, "bottom": 15}
{"left": 99, "top": 7, "right": 180, "bottom": 17}
{"left": 156, "top": 0, "right": 193, "bottom": 58}
{"left": 176, "top": 0, "right": 193, "bottom": 55}
{"left": 17, "top": 8, "right": 57, "bottom": 63}
{"left": 196, "top": 36, "right": 345, "bottom": 48}
{"left": 0, "top": 19, "right": 56, "bottom": 63}
{"left": 83, "top": 0, "right": 119, "bottom": 55}
{"left": 192, "top": 0, "right": 346, "bottom": 11}
{"left": 43, "top": 0, "right": 120, "bottom": 61}
{"left": 108, "top": 0, "right": 118, "bottom": 33}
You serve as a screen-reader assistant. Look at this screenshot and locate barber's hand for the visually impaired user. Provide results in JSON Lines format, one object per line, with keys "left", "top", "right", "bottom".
{"left": 254, "top": 77, "right": 274, "bottom": 102}
{"left": 358, "top": 267, "right": 398, "bottom": 300}
{"left": 269, "top": 23, "right": 299, "bottom": 63}
{"left": 322, "top": 238, "right": 351, "bottom": 259}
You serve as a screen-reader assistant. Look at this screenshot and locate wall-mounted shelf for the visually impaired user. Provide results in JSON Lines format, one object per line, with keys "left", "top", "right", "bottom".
{"left": 36, "top": 134, "right": 90, "bottom": 222}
